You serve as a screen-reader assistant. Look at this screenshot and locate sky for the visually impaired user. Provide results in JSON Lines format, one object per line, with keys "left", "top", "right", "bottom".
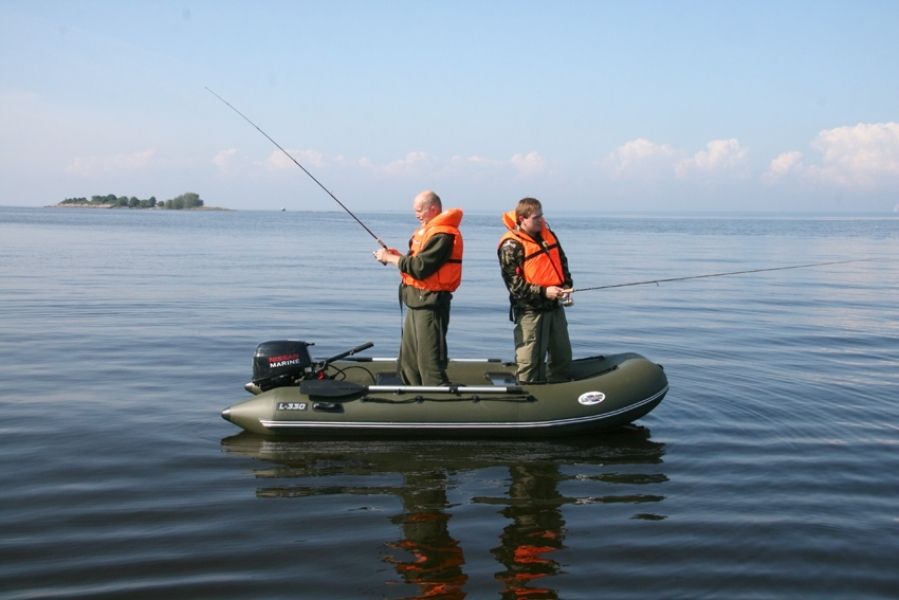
{"left": 2, "top": 0, "right": 898, "bottom": 213}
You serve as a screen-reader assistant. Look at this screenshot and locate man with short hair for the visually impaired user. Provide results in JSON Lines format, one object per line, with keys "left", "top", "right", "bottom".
{"left": 375, "top": 190, "right": 464, "bottom": 385}
{"left": 498, "top": 197, "right": 573, "bottom": 383}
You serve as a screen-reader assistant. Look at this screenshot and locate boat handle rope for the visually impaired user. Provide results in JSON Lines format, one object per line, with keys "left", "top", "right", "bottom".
{"left": 361, "top": 394, "right": 536, "bottom": 404}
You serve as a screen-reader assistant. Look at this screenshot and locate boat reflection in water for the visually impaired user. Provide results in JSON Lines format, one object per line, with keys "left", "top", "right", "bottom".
{"left": 220, "top": 427, "right": 666, "bottom": 598}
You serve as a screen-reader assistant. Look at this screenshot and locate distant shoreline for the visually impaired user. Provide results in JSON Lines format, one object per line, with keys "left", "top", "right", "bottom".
{"left": 49, "top": 203, "right": 231, "bottom": 211}
{"left": 54, "top": 191, "right": 219, "bottom": 211}
{"left": 7, "top": 205, "right": 896, "bottom": 217}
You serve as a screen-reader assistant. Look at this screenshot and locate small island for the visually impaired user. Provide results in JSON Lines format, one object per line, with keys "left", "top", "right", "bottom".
{"left": 56, "top": 192, "right": 226, "bottom": 210}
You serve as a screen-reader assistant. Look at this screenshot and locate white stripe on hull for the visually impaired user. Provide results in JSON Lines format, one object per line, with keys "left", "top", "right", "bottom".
{"left": 259, "top": 386, "right": 667, "bottom": 431}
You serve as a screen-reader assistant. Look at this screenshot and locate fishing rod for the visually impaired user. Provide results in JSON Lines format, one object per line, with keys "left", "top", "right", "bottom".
{"left": 206, "top": 87, "right": 387, "bottom": 248}
{"left": 572, "top": 258, "right": 872, "bottom": 293}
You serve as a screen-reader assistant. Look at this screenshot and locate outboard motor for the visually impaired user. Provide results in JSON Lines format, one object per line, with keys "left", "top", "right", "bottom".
{"left": 251, "top": 340, "right": 314, "bottom": 391}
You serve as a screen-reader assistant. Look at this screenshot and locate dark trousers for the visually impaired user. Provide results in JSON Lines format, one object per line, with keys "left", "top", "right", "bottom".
{"left": 399, "top": 303, "right": 450, "bottom": 386}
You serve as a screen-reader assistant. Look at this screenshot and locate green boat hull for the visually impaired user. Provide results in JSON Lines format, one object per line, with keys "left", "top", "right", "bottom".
{"left": 222, "top": 352, "right": 668, "bottom": 438}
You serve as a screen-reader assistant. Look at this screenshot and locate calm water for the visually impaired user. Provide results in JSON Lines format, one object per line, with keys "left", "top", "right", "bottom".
{"left": 1, "top": 206, "right": 898, "bottom": 599}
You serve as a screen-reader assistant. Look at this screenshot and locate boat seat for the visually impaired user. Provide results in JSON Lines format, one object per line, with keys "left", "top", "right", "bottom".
{"left": 486, "top": 372, "right": 517, "bottom": 386}
{"left": 376, "top": 372, "right": 404, "bottom": 385}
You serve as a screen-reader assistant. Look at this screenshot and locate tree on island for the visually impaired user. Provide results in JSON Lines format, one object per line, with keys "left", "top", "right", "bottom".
{"left": 59, "top": 192, "right": 205, "bottom": 210}
{"left": 164, "top": 192, "right": 203, "bottom": 209}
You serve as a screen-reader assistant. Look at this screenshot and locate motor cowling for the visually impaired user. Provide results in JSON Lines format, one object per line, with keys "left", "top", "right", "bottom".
{"left": 252, "top": 340, "right": 314, "bottom": 391}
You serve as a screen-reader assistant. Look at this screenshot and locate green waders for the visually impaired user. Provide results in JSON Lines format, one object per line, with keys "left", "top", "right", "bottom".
{"left": 399, "top": 301, "right": 451, "bottom": 386}
{"left": 513, "top": 306, "right": 571, "bottom": 383}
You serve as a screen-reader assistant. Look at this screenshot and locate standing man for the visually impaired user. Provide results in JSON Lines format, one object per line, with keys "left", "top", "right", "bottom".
{"left": 375, "top": 190, "right": 463, "bottom": 385}
{"left": 498, "top": 197, "right": 573, "bottom": 383}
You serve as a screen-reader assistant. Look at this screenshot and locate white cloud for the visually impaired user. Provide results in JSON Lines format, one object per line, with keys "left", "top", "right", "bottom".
{"left": 446, "top": 154, "right": 501, "bottom": 176}
{"left": 354, "top": 151, "right": 545, "bottom": 179}
{"left": 65, "top": 149, "right": 156, "bottom": 176}
{"left": 213, "top": 148, "right": 238, "bottom": 171}
{"left": 382, "top": 151, "right": 436, "bottom": 176}
{"left": 264, "top": 148, "right": 326, "bottom": 171}
{"left": 806, "top": 122, "right": 899, "bottom": 188}
{"left": 248, "top": 148, "right": 542, "bottom": 180}
{"left": 762, "top": 122, "right": 899, "bottom": 190}
{"left": 443, "top": 151, "right": 546, "bottom": 175}
{"left": 676, "top": 138, "right": 748, "bottom": 178}
{"left": 763, "top": 151, "right": 804, "bottom": 183}
{"left": 450, "top": 154, "right": 495, "bottom": 166}
{"left": 509, "top": 151, "right": 546, "bottom": 176}
{"left": 606, "top": 138, "right": 676, "bottom": 179}
{"left": 605, "top": 138, "right": 749, "bottom": 181}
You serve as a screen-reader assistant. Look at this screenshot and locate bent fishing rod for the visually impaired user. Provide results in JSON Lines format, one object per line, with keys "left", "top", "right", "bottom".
{"left": 572, "top": 258, "right": 872, "bottom": 293}
{"left": 206, "top": 87, "right": 387, "bottom": 248}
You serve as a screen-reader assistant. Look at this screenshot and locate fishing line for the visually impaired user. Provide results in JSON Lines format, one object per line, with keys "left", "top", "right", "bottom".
{"left": 573, "top": 258, "right": 873, "bottom": 293}
{"left": 206, "top": 87, "right": 387, "bottom": 248}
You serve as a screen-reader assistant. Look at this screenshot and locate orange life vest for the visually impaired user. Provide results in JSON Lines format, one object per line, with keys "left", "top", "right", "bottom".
{"left": 401, "top": 208, "right": 464, "bottom": 292}
{"left": 498, "top": 210, "right": 565, "bottom": 287}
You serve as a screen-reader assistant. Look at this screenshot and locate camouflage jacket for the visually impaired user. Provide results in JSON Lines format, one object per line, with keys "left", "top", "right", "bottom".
{"left": 498, "top": 234, "right": 572, "bottom": 316}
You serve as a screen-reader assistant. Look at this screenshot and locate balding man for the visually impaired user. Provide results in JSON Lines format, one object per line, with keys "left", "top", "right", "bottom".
{"left": 375, "top": 190, "right": 464, "bottom": 385}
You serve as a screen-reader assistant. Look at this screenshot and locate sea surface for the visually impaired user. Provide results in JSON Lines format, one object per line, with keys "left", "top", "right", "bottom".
{"left": 1, "top": 205, "right": 898, "bottom": 599}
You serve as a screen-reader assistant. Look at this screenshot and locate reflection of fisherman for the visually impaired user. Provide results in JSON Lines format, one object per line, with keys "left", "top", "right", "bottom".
{"left": 385, "top": 471, "right": 467, "bottom": 599}
{"left": 498, "top": 197, "right": 573, "bottom": 383}
{"left": 492, "top": 463, "right": 565, "bottom": 598}
{"left": 375, "top": 190, "right": 464, "bottom": 386}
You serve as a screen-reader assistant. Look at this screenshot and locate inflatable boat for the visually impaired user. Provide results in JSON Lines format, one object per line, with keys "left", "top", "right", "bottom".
{"left": 221, "top": 340, "right": 668, "bottom": 438}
